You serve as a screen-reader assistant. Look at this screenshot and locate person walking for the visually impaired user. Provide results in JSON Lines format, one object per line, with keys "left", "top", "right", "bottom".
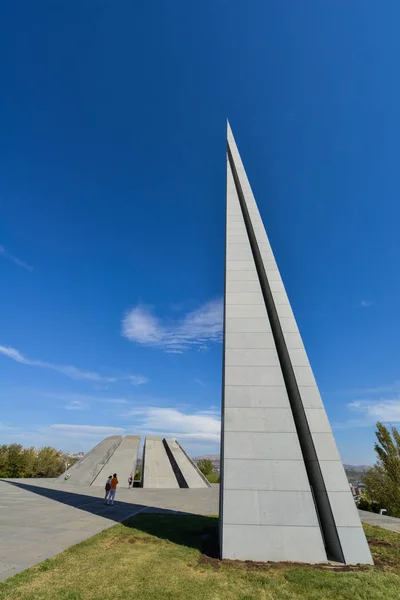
{"left": 128, "top": 474, "right": 133, "bottom": 489}
{"left": 104, "top": 475, "right": 112, "bottom": 504}
{"left": 107, "top": 473, "right": 118, "bottom": 506}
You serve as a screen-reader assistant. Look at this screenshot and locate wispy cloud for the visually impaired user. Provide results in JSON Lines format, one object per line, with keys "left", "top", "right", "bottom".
{"left": 333, "top": 396, "right": 400, "bottom": 430}
{"left": 360, "top": 299, "right": 372, "bottom": 308}
{"left": 121, "top": 405, "right": 221, "bottom": 444}
{"left": 347, "top": 398, "right": 400, "bottom": 423}
{"left": 0, "top": 344, "right": 148, "bottom": 385}
{"left": 122, "top": 298, "right": 223, "bottom": 353}
{"left": 331, "top": 381, "right": 400, "bottom": 397}
{"left": 194, "top": 377, "right": 205, "bottom": 387}
{"left": 64, "top": 400, "right": 88, "bottom": 411}
{"left": 0, "top": 244, "right": 33, "bottom": 271}
{"left": 353, "top": 383, "right": 400, "bottom": 395}
{"left": 0, "top": 422, "right": 17, "bottom": 432}
{"left": 50, "top": 424, "right": 125, "bottom": 436}
{"left": 44, "top": 392, "right": 129, "bottom": 406}
{"left": 126, "top": 375, "right": 148, "bottom": 385}
{"left": 0, "top": 423, "right": 126, "bottom": 452}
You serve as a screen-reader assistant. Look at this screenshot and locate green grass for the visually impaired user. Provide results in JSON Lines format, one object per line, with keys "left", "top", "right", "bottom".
{"left": 1, "top": 515, "right": 400, "bottom": 600}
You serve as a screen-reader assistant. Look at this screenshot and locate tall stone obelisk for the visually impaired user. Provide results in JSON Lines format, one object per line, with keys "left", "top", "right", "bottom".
{"left": 219, "top": 122, "right": 372, "bottom": 564}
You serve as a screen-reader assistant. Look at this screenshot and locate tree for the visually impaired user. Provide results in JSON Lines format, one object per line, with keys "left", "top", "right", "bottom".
{"left": 197, "top": 459, "right": 214, "bottom": 477}
{"left": 0, "top": 445, "right": 10, "bottom": 478}
{"left": 35, "top": 447, "right": 66, "bottom": 478}
{"left": 5, "top": 444, "right": 27, "bottom": 478}
{"left": 363, "top": 422, "right": 400, "bottom": 517}
{"left": 23, "top": 447, "right": 37, "bottom": 477}
{"left": 0, "top": 444, "right": 67, "bottom": 478}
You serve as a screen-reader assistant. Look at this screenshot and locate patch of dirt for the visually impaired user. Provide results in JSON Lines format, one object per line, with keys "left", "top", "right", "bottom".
{"left": 197, "top": 555, "right": 370, "bottom": 573}
{"left": 198, "top": 555, "right": 221, "bottom": 571}
{"left": 128, "top": 536, "right": 160, "bottom": 545}
{"left": 368, "top": 539, "right": 392, "bottom": 547}
{"left": 373, "top": 557, "right": 395, "bottom": 568}
{"left": 99, "top": 538, "right": 121, "bottom": 550}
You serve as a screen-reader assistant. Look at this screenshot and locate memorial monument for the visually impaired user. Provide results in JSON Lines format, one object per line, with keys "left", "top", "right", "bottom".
{"left": 219, "top": 123, "right": 373, "bottom": 564}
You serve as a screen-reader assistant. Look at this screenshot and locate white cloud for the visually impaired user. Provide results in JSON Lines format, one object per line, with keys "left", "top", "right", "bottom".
{"left": 334, "top": 381, "right": 400, "bottom": 397}
{"left": 122, "top": 298, "right": 223, "bottom": 352}
{"left": 126, "top": 375, "right": 149, "bottom": 385}
{"left": 0, "top": 423, "right": 126, "bottom": 453}
{"left": 0, "top": 344, "right": 148, "bottom": 385}
{"left": 333, "top": 396, "right": 400, "bottom": 430}
{"left": 104, "top": 398, "right": 129, "bottom": 404}
{"left": 64, "top": 400, "right": 87, "bottom": 411}
{"left": 0, "top": 244, "right": 33, "bottom": 271}
{"left": 360, "top": 300, "right": 372, "bottom": 307}
{"left": 44, "top": 392, "right": 129, "bottom": 405}
{"left": 122, "top": 406, "right": 221, "bottom": 449}
{"left": 50, "top": 424, "right": 125, "bottom": 436}
{"left": 348, "top": 398, "right": 400, "bottom": 423}
{"left": 0, "top": 422, "right": 16, "bottom": 431}
{"left": 197, "top": 409, "right": 221, "bottom": 416}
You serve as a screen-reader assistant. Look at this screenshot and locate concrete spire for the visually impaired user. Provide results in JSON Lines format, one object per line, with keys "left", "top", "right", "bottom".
{"left": 219, "top": 124, "right": 373, "bottom": 564}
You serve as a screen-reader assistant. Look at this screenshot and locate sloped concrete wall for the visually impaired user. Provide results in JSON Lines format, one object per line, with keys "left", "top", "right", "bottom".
{"left": 142, "top": 437, "right": 179, "bottom": 489}
{"left": 56, "top": 436, "right": 122, "bottom": 486}
{"left": 164, "top": 439, "right": 211, "bottom": 489}
{"left": 91, "top": 435, "right": 140, "bottom": 488}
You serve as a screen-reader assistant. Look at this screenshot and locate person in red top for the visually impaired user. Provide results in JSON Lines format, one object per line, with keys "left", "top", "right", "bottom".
{"left": 107, "top": 473, "right": 118, "bottom": 506}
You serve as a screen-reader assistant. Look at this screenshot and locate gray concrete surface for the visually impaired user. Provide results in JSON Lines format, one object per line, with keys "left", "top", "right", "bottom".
{"left": 221, "top": 126, "right": 326, "bottom": 563}
{"left": 0, "top": 478, "right": 219, "bottom": 581}
{"left": 55, "top": 436, "right": 122, "bottom": 486}
{"left": 358, "top": 509, "right": 400, "bottom": 534}
{"left": 164, "top": 439, "right": 210, "bottom": 489}
{"left": 220, "top": 123, "right": 372, "bottom": 564}
{"left": 91, "top": 435, "right": 140, "bottom": 487}
{"left": 142, "top": 437, "right": 179, "bottom": 489}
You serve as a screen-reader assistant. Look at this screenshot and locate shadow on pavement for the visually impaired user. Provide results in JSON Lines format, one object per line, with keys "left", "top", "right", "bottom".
{"left": 1, "top": 479, "right": 219, "bottom": 557}
{"left": 2, "top": 479, "right": 145, "bottom": 522}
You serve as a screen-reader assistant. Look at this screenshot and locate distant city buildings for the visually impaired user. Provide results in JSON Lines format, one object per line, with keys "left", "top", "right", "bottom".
{"left": 349, "top": 481, "right": 366, "bottom": 502}
{"left": 65, "top": 452, "right": 85, "bottom": 459}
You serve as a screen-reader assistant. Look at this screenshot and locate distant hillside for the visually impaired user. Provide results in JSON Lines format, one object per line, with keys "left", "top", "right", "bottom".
{"left": 193, "top": 454, "right": 220, "bottom": 461}
{"left": 344, "top": 464, "right": 371, "bottom": 482}
{"left": 343, "top": 464, "right": 370, "bottom": 472}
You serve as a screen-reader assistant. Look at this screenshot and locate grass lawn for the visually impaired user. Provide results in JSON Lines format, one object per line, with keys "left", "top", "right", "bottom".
{"left": 1, "top": 514, "right": 400, "bottom": 600}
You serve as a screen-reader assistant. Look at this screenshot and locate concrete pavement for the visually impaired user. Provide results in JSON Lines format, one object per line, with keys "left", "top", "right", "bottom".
{"left": 0, "top": 478, "right": 219, "bottom": 581}
{"left": 358, "top": 509, "right": 400, "bottom": 534}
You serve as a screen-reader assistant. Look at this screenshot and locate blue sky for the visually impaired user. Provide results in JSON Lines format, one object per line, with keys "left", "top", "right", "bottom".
{"left": 1, "top": 1, "right": 399, "bottom": 462}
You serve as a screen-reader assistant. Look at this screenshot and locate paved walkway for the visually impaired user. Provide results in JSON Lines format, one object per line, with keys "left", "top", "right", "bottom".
{"left": 358, "top": 509, "right": 400, "bottom": 534}
{"left": 0, "top": 478, "right": 219, "bottom": 581}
